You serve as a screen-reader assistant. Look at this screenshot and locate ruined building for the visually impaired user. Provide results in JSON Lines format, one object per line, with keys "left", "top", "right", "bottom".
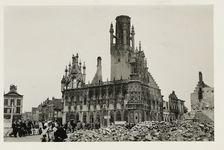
{"left": 168, "top": 91, "right": 185, "bottom": 121}
{"left": 191, "top": 72, "right": 214, "bottom": 123}
{"left": 60, "top": 15, "right": 163, "bottom": 126}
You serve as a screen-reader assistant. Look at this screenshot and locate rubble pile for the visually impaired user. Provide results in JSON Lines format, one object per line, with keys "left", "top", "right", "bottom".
{"left": 68, "top": 121, "right": 214, "bottom": 142}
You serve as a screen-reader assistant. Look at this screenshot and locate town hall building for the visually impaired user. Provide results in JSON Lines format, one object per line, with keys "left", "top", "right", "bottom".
{"left": 60, "top": 15, "right": 164, "bottom": 126}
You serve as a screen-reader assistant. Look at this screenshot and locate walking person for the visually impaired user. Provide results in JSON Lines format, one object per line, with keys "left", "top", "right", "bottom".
{"left": 21, "top": 120, "right": 28, "bottom": 136}
{"left": 17, "top": 119, "right": 22, "bottom": 137}
{"left": 41, "top": 123, "right": 49, "bottom": 142}
{"left": 38, "top": 120, "right": 43, "bottom": 135}
{"left": 9, "top": 120, "right": 18, "bottom": 138}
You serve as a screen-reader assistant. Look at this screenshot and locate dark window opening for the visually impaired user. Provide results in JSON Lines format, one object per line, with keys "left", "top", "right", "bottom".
{"left": 84, "top": 96, "right": 87, "bottom": 105}
{"left": 17, "top": 99, "right": 21, "bottom": 106}
{"left": 16, "top": 107, "right": 20, "bottom": 113}
{"left": 11, "top": 99, "right": 14, "bottom": 106}
{"left": 4, "top": 99, "right": 8, "bottom": 106}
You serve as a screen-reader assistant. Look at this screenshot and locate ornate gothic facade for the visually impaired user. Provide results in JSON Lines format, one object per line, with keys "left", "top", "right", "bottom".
{"left": 61, "top": 15, "right": 163, "bottom": 126}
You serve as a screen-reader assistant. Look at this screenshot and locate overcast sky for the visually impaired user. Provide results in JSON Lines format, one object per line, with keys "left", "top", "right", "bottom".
{"left": 4, "top": 5, "right": 213, "bottom": 112}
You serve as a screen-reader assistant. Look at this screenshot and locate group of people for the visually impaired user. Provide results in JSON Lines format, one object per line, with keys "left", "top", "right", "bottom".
{"left": 38, "top": 120, "right": 68, "bottom": 142}
{"left": 64, "top": 120, "right": 101, "bottom": 133}
{"left": 9, "top": 119, "right": 34, "bottom": 138}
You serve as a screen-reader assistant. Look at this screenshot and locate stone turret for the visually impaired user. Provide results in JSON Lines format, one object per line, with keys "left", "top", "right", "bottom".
{"left": 83, "top": 62, "right": 86, "bottom": 84}
{"left": 92, "top": 57, "right": 103, "bottom": 84}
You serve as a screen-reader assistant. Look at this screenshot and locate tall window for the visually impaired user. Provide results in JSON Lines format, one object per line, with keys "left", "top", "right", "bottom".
{"left": 84, "top": 95, "right": 87, "bottom": 105}
{"left": 130, "top": 92, "right": 133, "bottom": 100}
{"left": 198, "top": 88, "right": 203, "bottom": 101}
{"left": 71, "top": 96, "right": 74, "bottom": 105}
{"left": 4, "top": 108, "right": 7, "bottom": 113}
{"left": 128, "top": 53, "right": 131, "bottom": 62}
{"left": 116, "top": 111, "right": 121, "bottom": 121}
{"left": 76, "top": 113, "right": 79, "bottom": 122}
{"left": 77, "top": 95, "right": 79, "bottom": 101}
{"left": 65, "top": 96, "right": 68, "bottom": 106}
{"left": 83, "top": 112, "right": 87, "bottom": 123}
{"left": 96, "top": 113, "right": 100, "bottom": 123}
{"left": 110, "top": 111, "right": 114, "bottom": 124}
{"left": 117, "top": 52, "right": 121, "bottom": 62}
{"left": 124, "top": 111, "right": 128, "bottom": 122}
{"left": 4, "top": 99, "right": 8, "bottom": 106}
{"left": 17, "top": 99, "right": 21, "bottom": 106}
{"left": 11, "top": 99, "right": 14, "bottom": 106}
{"left": 90, "top": 113, "right": 94, "bottom": 123}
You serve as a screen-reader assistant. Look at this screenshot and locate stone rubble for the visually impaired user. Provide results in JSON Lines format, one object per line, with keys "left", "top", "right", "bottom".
{"left": 68, "top": 121, "right": 214, "bottom": 142}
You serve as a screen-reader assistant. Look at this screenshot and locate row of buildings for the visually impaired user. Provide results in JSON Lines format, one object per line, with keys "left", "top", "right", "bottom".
{"left": 4, "top": 15, "right": 214, "bottom": 127}
{"left": 3, "top": 85, "right": 63, "bottom": 125}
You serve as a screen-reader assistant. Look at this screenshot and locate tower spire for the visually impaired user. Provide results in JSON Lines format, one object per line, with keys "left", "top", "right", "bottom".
{"left": 139, "top": 41, "right": 141, "bottom": 51}
{"left": 110, "top": 23, "right": 114, "bottom": 33}
{"left": 199, "top": 71, "right": 203, "bottom": 83}
{"left": 72, "top": 54, "right": 75, "bottom": 64}
{"left": 131, "top": 25, "right": 135, "bottom": 50}
{"left": 65, "top": 65, "right": 68, "bottom": 77}
{"left": 69, "top": 62, "right": 71, "bottom": 72}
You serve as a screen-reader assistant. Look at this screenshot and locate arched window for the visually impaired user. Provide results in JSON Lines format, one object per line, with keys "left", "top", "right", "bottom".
{"left": 66, "top": 112, "right": 70, "bottom": 122}
{"left": 198, "top": 88, "right": 203, "bottom": 101}
{"left": 116, "top": 111, "right": 121, "bottom": 121}
{"left": 124, "top": 111, "right": 128, "bottom": 122}
{"left": 84, "top": 95, "right": 87, "bottom": 105}
{"left": 131, "top": 92, "right": 134, "bottom": 100}
{"left": 83, "top": 112, "right": 87, "bottom": 123}
{"left": 109, "top": 111, "right": 114, "bottom": 124}
{"left": 77, "top": 81, "right": 81, "bottom": 88}
{"left": 65, "top": 96, "right": 68, "bottom": 106}
{"left": 77, "top": 95, "right": 79, "bottom": 101}
{"left": 117, "top": 52, "right": 121, "bottom": 62}
{"left": 90, "top": 113, "right": 94, "bottom": 123}
{"left": 96, "top": 112, "right": 100, "bottom": 123}
{"left": 142, "top": 112, "right": 145, "bottom": 122}
{"left": 76, "top": 113, "right": 79, "bottom": 122}
{"left": 71, "top": 96, "right": 74, "bottom": 104}
{"left": 128, "top": 53, "right": 131, "bottom": 62}
{"left": 70, "top": 112, "right": 75, "bottom": 120}
{"left": 73, "top": 79, "right": 77, "bottom": 88}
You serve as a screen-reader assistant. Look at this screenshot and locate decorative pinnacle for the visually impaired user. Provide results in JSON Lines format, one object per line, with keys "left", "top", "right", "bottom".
{"left": 131, "top": 25, "right": 135, "bottom": 34}
{"left": 65, "top": 65, "right": 68, "bottom": 72}
{"left": 72, "top": 54, "right": 75, "bottom": 59}
{"left": 139, "top": 41, "right": 141, "bottom": 51}
{"left": 69, "top": 62, "right": 71, "bottom": 67}
{"left": 76, "top": 53, "right": 79, "bottom": 58}
{"left": 110, "top": 23, "right": 114, "bottom": 33}
{"left": 79, "top": 60, "right": 82, "bottom": 65}
{"left": 83, "top": 62, "right": 86, "bottom": 69}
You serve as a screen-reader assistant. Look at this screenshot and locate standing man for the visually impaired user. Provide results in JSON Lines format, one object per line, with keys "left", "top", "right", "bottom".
{"left": 9, "top": 120, "right": 18, "bottom": 138}
{"left": 17, "top": 119, "right": 22, "bottom": 137}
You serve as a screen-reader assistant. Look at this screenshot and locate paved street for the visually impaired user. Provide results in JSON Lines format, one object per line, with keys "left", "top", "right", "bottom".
{"left": 5, "top": 135, "right": 42, "bottom": 142}
{"left": 4, "top": 133, "right": 74, "bottom": 142}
